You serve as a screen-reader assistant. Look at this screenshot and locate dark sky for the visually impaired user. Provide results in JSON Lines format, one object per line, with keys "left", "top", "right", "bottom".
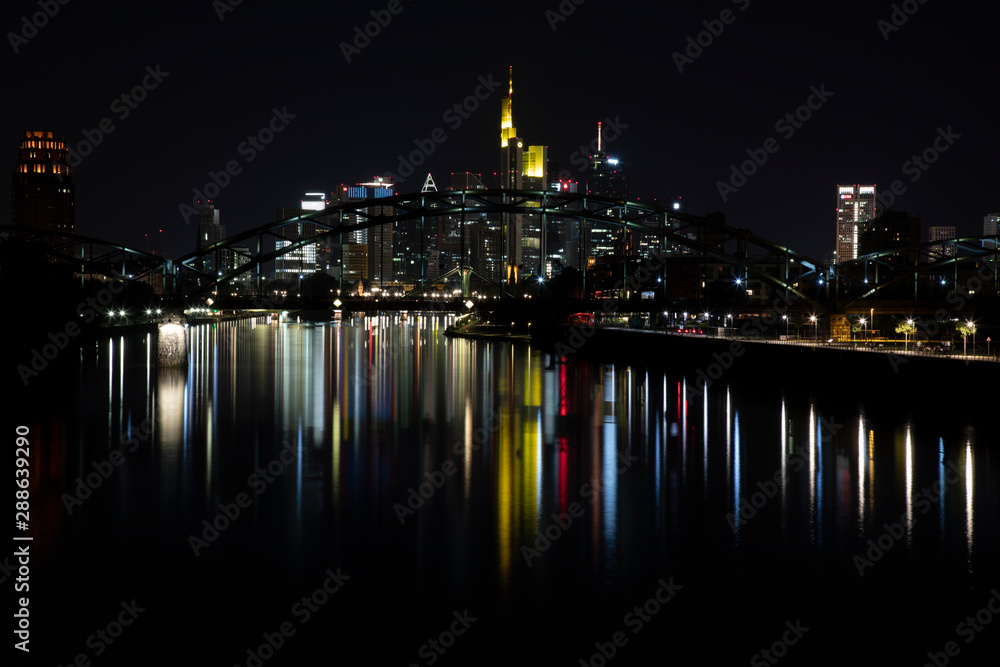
{"left": 4, "top": 0, "right": 998, "bottom": 261}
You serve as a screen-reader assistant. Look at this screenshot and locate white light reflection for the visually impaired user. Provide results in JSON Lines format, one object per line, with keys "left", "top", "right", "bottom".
{"left": 703, "top": 382, "right": 708, "bottom": 501}
{"left": 816, "top": 410, "right": 823, "bottom": 549}
{"left": 905, "top": 424, "right": 913, "bottom": 545}
{"left": 857, "top": 415, "right": 865, "bottom": 535}
{"left": 938, "top": 438, "right": 945, "bottom": 539}
{"left": 809, "top": 405, "right": 817, "bottom": 546}
{"left": 733, "top": 410, "right": 741, "bottom": 545}
{"left": 965, "top": 440, "right": 973, "bottom": 569}
{"left": 780, "top": 397, "right": 787, "bottom": 513}
{"left": 726, "top": 389, "right": 732, "bottom": 485}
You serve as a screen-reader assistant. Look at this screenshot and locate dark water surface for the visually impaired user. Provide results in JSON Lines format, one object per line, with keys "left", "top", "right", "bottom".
{"left": 13, "top": 313, "right": 1000, "bottom": 665}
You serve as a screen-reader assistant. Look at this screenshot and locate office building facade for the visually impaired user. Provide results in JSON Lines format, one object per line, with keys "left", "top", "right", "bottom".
{"left": 835, "top": 184, "right": 876, "bottom": 262}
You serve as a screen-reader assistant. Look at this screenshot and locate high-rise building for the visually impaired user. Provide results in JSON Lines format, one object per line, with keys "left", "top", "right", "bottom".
{"left": 195, "top": 201, "right": 227, "bottom": 277}
{"left": 984, "top": 213, "right": 999, "bottom": 250}
{"left": 12, "top": 130, "right": 75, "bottom": 237}
{"left": 522, "top": 145, "right": 547, "bottom": 189}
{"left": 437, "top": 173, "right": 496, "bottom": 281}
{"left": 858, "top": 211, "right": 920, "bottom": 264}
{"left": 518, "top": 145, "right": 548, "bottom": 275}
{"left": 333, "top": 178, "right": 395, "bottom": 287}
{"left": 835, "top": 184, "right": 876, "bottom": 262}
{"left": 499, "top": 67, "right": 523, "bottom": 282}
{"left": 928, "top": 226, "right": 957, "bottom": 260}
{"left": 586, "top": 122, "right": 631, "bottom": 261}
{"left": 274, "top": 194, "right": 325, "bottom": 280}
{"left": 586, "top": 123, "right": 630, "bottom": 199}
{"left": 230, "top": 246, "right": 252, "bottom": 288}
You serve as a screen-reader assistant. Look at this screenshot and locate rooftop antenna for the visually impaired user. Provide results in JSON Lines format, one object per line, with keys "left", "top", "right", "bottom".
{"left": 421, "top": 173, "right": 438, "bottom": 192}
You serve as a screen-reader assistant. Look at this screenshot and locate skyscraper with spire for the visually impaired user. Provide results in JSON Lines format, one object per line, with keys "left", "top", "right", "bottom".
{"left": 500, "top": 66, "right": 523, "bottom": 283}
{"left": 586, "top": 121, "right": 630, "bottom": 259}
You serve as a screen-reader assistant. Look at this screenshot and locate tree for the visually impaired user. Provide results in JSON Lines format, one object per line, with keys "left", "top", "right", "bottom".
{"left": 957, "top": 321, "right": 976, "bottom": 356}
{"left": 895, "top": 319, "right": 916, "bottom": 350}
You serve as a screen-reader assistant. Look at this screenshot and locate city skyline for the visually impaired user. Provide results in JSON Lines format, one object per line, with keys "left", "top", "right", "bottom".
{"left": 4, "top": 1, "right": 998, "bottom": 265}
{"left": 6, "top": 3, "right": 1000, "bottom": 663}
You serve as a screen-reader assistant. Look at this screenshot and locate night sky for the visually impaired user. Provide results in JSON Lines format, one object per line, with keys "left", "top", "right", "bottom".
{"left": 4, "top": 0, "right": 998, "bottom": 262}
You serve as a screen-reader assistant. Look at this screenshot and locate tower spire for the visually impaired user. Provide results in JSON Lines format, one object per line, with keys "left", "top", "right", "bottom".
{"left": 500, "top": 65, "right": 515, "bottom": 148}
{"left": 597, "top": 121, "right": 602, "bottom": 153}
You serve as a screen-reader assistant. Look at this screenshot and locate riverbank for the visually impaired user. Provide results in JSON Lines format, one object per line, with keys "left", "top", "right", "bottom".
{"left": 531, "top": 324, "right": 997, "bottom": 410}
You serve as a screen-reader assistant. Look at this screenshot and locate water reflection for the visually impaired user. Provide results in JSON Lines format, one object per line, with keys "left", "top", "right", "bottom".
{"left": 51, "top": 314, "right": 994, "bottom": 643}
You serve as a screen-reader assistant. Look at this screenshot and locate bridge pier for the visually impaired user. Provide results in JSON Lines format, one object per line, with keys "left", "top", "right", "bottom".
{"left": 156, "top": 309, "right": 188, "bottom": 367}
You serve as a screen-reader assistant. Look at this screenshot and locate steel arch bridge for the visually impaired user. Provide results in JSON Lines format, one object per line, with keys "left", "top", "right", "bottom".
{"left": 0, "top": 225, "right": 166, "bottom": 285}
{"left": 834, "top": 236, "right": 999, "bottom": 309}
{"left": 164, "top": 189, "right": 843, "bottom": 304}
{"left": 7, "top": 192, "right": 996, "bottom": 310}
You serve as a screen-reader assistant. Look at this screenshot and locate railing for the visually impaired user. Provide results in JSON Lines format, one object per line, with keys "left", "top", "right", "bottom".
{"left": 598, "top": 325, "right": 1000, "bottom": 363}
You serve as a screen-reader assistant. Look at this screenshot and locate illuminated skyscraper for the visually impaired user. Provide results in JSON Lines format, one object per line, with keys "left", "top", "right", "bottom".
{"left": 12, "top": 130, "right": 74, "bottom": 237}
{"left": 195, "top": 201, "right": 227, "bottom": 276}
{"left": 274, "top": 194, "right": 323, "bottom": 280}
{"left": 500, "top": 66, "right": 523, "bottom": 282}
{"left": 835, "top": 184, "right": 876, "bottom": 262}
{"left": 333, "top": 178, "right": 395, "bottom": 287}
{"left": 586, "top": 122, "right": 631, "bottom": 259}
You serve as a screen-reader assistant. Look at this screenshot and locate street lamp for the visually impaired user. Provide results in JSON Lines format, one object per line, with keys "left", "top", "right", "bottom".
{"left": 809, "top": 315, "right": 817, "bottom": 342}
